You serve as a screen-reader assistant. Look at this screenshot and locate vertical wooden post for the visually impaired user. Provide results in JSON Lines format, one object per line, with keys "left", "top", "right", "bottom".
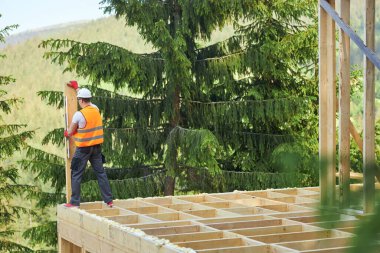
{"left": 319, "top": 0, "right": 336, "bottom": 207}
{"left": 59, "top": 236, "right": 73, "bottom": 253}
{"left": 338, "top": 0, "right": 351, "bottom": 208}
{"left": 363, "top": 0, "right": 375, "bottom": 213}
{"left": 65, "top": 85, "right": 77, "bottom": 203}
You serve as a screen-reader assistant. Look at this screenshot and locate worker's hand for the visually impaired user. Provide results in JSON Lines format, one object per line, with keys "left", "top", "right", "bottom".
{"left": 67, "top": 80, "right": 79, "bottom": 90}
{"left": 64, "top": 130, "right": 70, "bottom": 138}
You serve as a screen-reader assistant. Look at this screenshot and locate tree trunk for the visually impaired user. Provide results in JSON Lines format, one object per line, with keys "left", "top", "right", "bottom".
{"left": 165, "top": 86, "right": 180, "bottom": 196}
{"left": 164, "top": 1, "right": 181, "bottom": 197}
{"left": 164, "top": 175, "right": 176, "bottom": 196}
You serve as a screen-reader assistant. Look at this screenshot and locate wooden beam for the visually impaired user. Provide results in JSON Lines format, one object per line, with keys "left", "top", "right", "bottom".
{"left": 363, "top": 0, "right": 376, "bottom": 213}
{"left": 319, "top": 0, "right": 337, "bottom": 207}
{"left": 279, "top": 237, "right": 351, "bottom": 251}
{"left": 176, "top": 238, "right": 244, "bottom": 250}
{"left": 160, "top": 231, "right": 224, "bottom": 243}
{"left": 338, "top": 0, "right": 351, "bottom": 208}
{"left": 64, "top": 85, "right": 77, "bottom": 203}
{"left": 349, "top": 121, "right": 363, "bottom": 152}
{"left": 335, "top": 172, "right": 363, "bottom": 180}
{"left": 59, "top": 236, "right": 82, "bottom": 253}
{"left": 196, "top": 245, "right": 269, "bottom": 253}
{"left": 320, "top": 0, "right": 380, "bottom": 70}
{"left": 336, "top": 103, "right": 380, "bottom": 183}
{"left": 250, "top": 230, "right": 333, "bottom": 244}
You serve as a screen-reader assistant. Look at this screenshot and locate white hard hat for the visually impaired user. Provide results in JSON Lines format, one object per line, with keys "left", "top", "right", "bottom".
{"left": 77, "top": 88, "right": 92, "bottom": 98}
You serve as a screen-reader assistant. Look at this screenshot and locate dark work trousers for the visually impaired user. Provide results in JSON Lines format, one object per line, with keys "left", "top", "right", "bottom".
{"left": 70, "top": 144, "right": 113, "bottom": 206}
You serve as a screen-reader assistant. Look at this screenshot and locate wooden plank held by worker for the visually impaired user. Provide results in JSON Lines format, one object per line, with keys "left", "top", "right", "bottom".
{"left": 64, "top": 85, "right": 77, "bottom": 203}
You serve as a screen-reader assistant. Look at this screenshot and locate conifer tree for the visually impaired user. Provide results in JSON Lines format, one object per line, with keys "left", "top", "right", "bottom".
{"left": 36, "top": 0, "right": 319, "bottom": 196}
{"left": 0, "top": 19, "right": 35, "bottom": 253}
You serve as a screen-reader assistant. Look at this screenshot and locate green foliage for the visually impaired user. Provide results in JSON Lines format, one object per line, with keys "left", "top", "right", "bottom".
{"left": 37, "top": 91, "right": 64, "bottom": 109}
{"left": 0, "top": 19, "right": 35, "bottom": 253}
{"left": 165, "top": 126, "right": 220, "bottom": 175}
{"left": 80, "top": 167, "right": 315, "bottom": 200}
{"left": 270, "top": 141, "right": 319, "bottom": 182}
{"left": 21, "top": 147, "right": 65, "bottom": 193}
{"left": 348, "top": 201, "right": 380, "bottom": 253}
{"left": 23, "top": 221, "right": 57, "bottom": 248}
{"left": 81, "top": 170, "right": 166, "bottom": 201}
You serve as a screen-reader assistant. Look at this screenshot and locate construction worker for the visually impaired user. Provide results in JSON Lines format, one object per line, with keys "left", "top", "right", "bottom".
{"left": 64, "top": 80, "right": 113, "bottom": 208}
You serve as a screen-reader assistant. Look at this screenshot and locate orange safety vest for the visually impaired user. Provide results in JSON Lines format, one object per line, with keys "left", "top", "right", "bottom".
{"left": 74, "top": 106, "right": 104, "bottom": 147}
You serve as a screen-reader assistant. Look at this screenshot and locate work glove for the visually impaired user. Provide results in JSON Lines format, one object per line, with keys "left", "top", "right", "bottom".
{"left": 67, "top": 80, "right": 79, "bottom": 90}
{"left": 64, "top": 129, "right": 77, "bottom": 138}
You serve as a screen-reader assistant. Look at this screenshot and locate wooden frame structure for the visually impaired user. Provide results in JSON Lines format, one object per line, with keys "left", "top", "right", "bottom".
{"left": 58, "top": 186, "right": 375, "bottom": 253}
{"left": 319, "top": 0, "right": 380, "bottom": 212}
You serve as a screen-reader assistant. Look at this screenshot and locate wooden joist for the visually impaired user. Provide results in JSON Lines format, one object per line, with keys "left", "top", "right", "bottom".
{"left": 58, "top": 187, "right": 361, "bottom": 253}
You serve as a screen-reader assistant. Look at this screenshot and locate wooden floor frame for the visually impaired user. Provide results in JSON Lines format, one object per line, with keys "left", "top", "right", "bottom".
{"left": 58, "top": 184, "right": 379, "bottom": 253}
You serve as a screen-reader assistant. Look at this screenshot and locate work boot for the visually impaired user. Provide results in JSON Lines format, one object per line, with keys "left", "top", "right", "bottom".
{"left": 64, "top": 203, "right": 79, "bottom": 208}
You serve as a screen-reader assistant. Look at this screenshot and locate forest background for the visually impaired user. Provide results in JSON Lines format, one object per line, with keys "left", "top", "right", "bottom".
{"left": 1, "top": 0, "right": 380, "bottom": 251}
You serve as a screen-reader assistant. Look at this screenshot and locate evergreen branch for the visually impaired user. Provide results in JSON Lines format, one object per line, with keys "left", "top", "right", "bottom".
{"left": 81, "top": 170, "right": 166, "bottom": 201}
{"left": 105, "top": 127, "right": 165, "bottom": 132}
{"left": 165, "top": 126, "right": 220, "bottom": 175}
{"left": 33, "top": 250, "right": 57, "bottom": 253}
{"left": 0, "top": 98, "right": 21, "bottom": 114}
{"left": 178, "top": 165, "right": 315, "bottom": 193}
{"left": 0, "top": 205, "right": 31, "bottom": 225}
{"left": 0, "top": 124, "right": 26, "bottom": 136}
{"left": 83, "top": 165, "right": 164, "bottom": 182}
{"left": 0, "top": 75, "right": 15, "bottom": 86}
{"left": 22, "top": 146, "right": 65, "bottom": 190}
{"left": 21, "top": 159, "right": 65, "bottom": 191}
{"left": 196, "top": 50, "right": 246, "bottom": 62}
{"left": 24, "top": 146, "right": 64, "bottom": 164}
{"left": 93, "top": 96, "right": 163, "bottom": 102}
{"left": 232, "top": 131, "right": 293, "bottom": 137}
{"left": 40, "top": 39, "right": 165, "bottom": 92}
{"left": 0, "top": 24, "right": 19, "bottom": 41}
{"left": 185, "top": 96, "right": 312, "bottom": 128}
{"left": 23, "top": 221, "right": 57, "bottom": 248}
{"left": 0, "top": 166, "right": 19, "bottom": 183}
{"left": 20, "top": 160, "right": 64, "bottom": 170}
{"left": 95, "top": 95, "right": 166, "bottom": 127}
{"left": 0, "top": 239, "right": 33, "bottom": 253}
{"left": 0, "top": 130, "right": 34, "bottom": 157}
{"left": 214, "top": 129, "right": 293, "bottom": 158}
{"left": 28, "top": 191, "right": 65, "bottom": 209}
{"left": 0, "top": 185, "right": 36, "bottom": 200}
{"left": 188, "top": 96, "right": 311, "bottom": 104}
{"left": 37, "top": 90, "right": 64, "bottom": 109}
{"left": 0, "top": 230, "right": 15, "bottom": 237}
{"left": 0, "top": 212, "right": 12, "bottom": 225}
{"left": 102, "top": 127, "right": 167, "bottom": 167}
{"left": 42, "top": 128, "right": 65, "bottom": 147}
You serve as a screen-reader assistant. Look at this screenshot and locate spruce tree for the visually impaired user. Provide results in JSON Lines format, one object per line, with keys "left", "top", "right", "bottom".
{"left": 0, "top": 19, "right": 35, "bottom": 253}
{"left": 38, "top": 0, "right": 318, "bottom": 194}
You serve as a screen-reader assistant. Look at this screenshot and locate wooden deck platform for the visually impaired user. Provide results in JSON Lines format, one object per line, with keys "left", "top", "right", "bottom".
{"left": 58, "top": 185, "right": 369, "bottom": 253}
